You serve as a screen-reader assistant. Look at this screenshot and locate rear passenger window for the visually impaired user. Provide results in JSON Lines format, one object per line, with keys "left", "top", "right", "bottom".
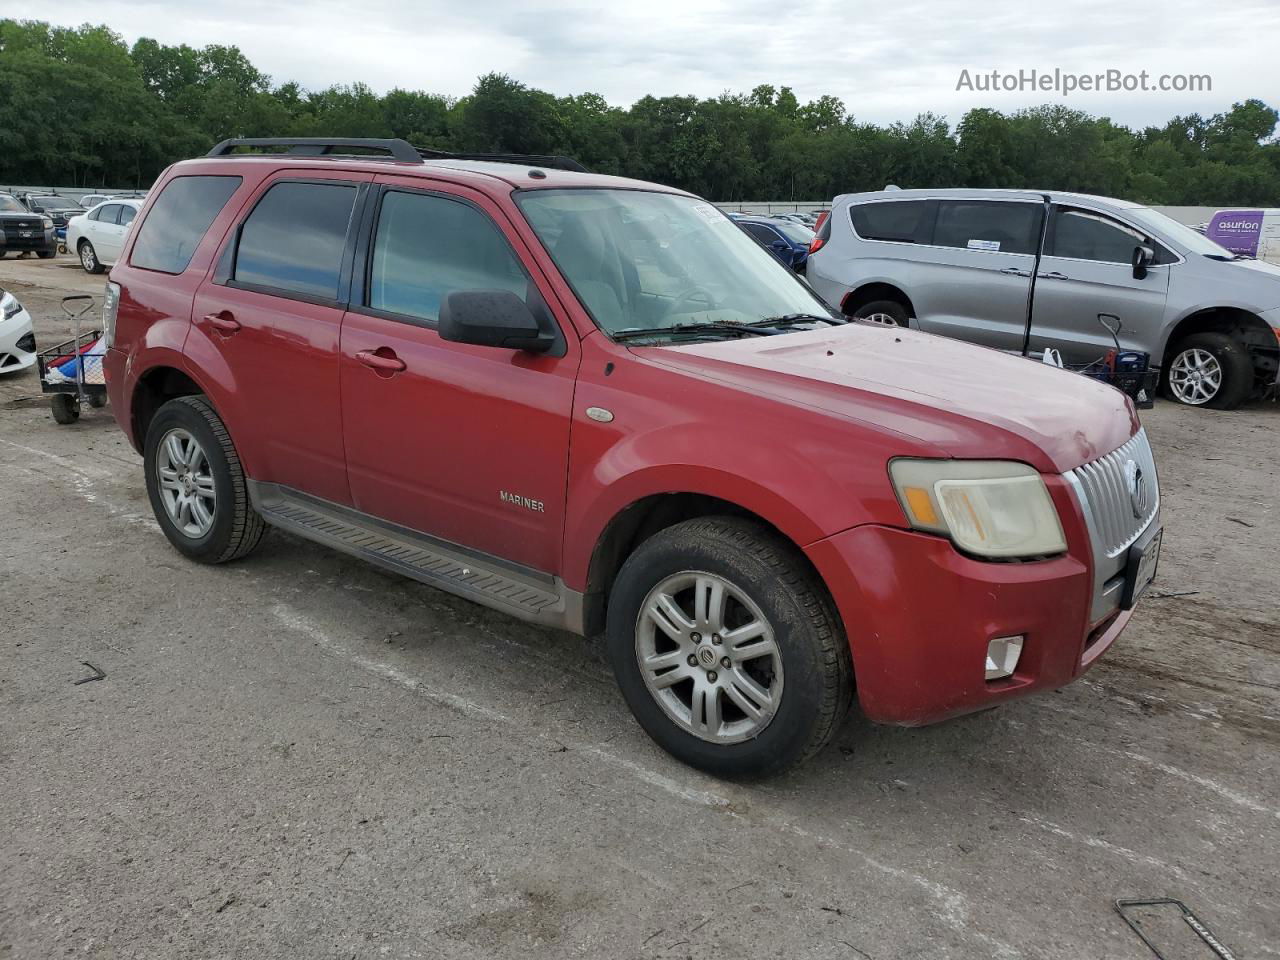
{"left": 233, "top": 181, "right": 357, "bottom": 300}
{"left": 849, "top": 201, "right": 932, "bottom": 243}
{"left": 119, "top": 206, "right": 137, "bottom": 227}
{"left": 1048, "top": 208, "right": 1145, "bottom": 263}
{"left": 368, "top": 191, "right": 529, "bottom": 322}
{"left": 933, "top": 201, "right": 1042, "bottom": 255}
{"left": 131, "top": 175, "right": 242, "bottom": 274}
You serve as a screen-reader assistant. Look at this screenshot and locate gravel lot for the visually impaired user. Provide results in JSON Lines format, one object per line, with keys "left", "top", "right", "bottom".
{"left": 1, "top": 254, "right": 1277, "bottom": 960}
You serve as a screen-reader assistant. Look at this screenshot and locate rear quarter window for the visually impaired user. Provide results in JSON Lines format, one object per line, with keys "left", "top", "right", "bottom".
{"left": 131, "top": 175, "right": 242, "bottom": 275}
{"left": 849, "top": 200, "right": 933, "bottom": 243}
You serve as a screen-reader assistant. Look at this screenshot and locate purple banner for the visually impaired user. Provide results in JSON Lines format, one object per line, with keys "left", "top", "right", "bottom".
{"left": 1207, "top": 209, "right": 1264, "bottom": 257}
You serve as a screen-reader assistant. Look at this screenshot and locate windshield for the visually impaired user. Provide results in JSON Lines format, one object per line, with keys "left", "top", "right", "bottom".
{"left": 517, "top": 189, "right": 835, "bottom": 336}
{"left": 32, "top": 196, "right": 81, "bottom": 211}
{"left": 0, "top": 196, "right": 25, "bottom": 213}
{"left": 1128, "top": 206, "right": 1234, "bottom": 258}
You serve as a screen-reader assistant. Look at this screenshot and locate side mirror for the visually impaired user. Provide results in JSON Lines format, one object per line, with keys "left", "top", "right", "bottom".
{"left": 438, "top": 290, "right": 553, "bottom": 353}
{"left": 1132, "top": 244, "right": 1155, "bottom": 280}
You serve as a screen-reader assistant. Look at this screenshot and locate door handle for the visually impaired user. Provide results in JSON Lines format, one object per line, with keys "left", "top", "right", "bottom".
{"left": 1038, "top": 271, "right": 1069, "bottom": 281}
{"left": 204, "top": 311, "right": 241, "bottom": 334}
{"left": 355, "top": 349, "right": 406, "bottom": 374}
{"left": 999, "top": 267, "right": 1030, "bottom": 277}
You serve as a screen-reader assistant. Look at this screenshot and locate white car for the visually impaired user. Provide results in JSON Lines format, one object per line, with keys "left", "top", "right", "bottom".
{"left": 0, "top": 288, "right": 36, "bottom": 375}
{"left": 67, "top": 199, "right": 143, "bottom": 274}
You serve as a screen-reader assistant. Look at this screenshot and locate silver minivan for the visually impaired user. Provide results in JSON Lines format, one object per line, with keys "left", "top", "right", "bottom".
{"left": 807, "top": 188, "right": 1280, "bottom": 409}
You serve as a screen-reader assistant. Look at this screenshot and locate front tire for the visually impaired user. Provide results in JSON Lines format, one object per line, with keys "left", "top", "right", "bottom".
{"left": 37, "top": 249, "right": 56, "bottom": 260}
{"left": 1164, "top": 332, "right": 1253, "bottom": 409}
{"left": 606, "top": 517, "right": 853, "bottom": 778}
{"left": 78, "top": 240, "right": 105, "bottom": 274}
{"left": 144, "top": 396, "right": 266, "bottom": 563}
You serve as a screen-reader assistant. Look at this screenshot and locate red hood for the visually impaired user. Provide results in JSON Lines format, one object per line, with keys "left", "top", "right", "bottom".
{"left": 639, "top": 324, "right": 1139, "bottom": 473}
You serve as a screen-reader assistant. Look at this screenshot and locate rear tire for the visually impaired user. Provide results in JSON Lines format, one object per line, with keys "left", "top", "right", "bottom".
{"left": 144, "top": 395, "right": 266, "bottom": 563}
{"left": 852, "top": 299, "right": 909, "bottom": 327}
{"left": 1164, "top": 332, "right": 1253, "bottom": 409}
{"left": 606, "top": 516, "right": 853, "bottom": 779}
{"left": 78, "top": 240, "right": 105, "bottom": 275}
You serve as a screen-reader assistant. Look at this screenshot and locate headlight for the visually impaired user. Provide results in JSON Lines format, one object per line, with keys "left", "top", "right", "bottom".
{"left": 42, "top": 217, "right": 54, "bottom": 229}
{"left": 102, "top": 281, "right": 121, "bottom": 348}
{"left": 2, "top": 292, "right": 21, "bottom": 321}
{"left": 889, "top": 459, "right": 1067, "bottom": 558}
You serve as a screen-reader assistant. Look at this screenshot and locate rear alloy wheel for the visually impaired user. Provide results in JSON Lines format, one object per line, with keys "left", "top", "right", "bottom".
{"left": 852, "top": 299, "right": 909, "bottom": 327}
{"left": 607, "top": 516, "right": 853, "bottom": 778}
{"left": 78, "top": 240, "right": 104, "bottom": 274}
{"left": 1165, "top": 332, "right": 1253, "bottom": 409}
{"left": 144, "top": 396, "right": 266, "bottom": 563}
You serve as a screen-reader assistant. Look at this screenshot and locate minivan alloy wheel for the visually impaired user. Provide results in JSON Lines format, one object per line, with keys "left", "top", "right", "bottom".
{"left": 1169, "top": 347, "right": 1222, "bottom": 405}
{"left": 156, "top": 427, "right": 217, "bottom": 537}
{"left": 636, "top": 571, "right": 783, "bottom": 744}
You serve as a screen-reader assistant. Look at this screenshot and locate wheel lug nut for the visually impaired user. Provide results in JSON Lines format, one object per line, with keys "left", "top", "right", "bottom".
{"left": 707, "top": 671, "right": 718, "bottom": 682}
{"left": 711, "top": 634, "right": 722, "bottom": 645}
{"left": 720, "top": 657, "right": 731, "bottom": 668}
{"left": 687, "top": 655, "right": 698, "bottom": 666}
{"left": 691, "top": 632, "right": 701, "bottom": 643}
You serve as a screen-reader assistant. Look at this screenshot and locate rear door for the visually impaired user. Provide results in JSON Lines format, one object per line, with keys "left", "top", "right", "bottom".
{"left": 910, "top": 199, "right": 1044, "bottom": 352}
{"left": 93, "top": 204, "right": 129, "bottom": 262}
{"left": 338, "top": 178, "right": 578, "bottom": 573}
{"left": 190, "top": 171, "right": 371, "bottom": 505}
{"left": 1028, "top": 205, "right": 1172, "bottom": 362}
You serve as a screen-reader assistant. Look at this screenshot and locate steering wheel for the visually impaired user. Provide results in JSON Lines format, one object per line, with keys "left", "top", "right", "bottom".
{"left": 663, "top": 286, "right": 718, "bottom": 319}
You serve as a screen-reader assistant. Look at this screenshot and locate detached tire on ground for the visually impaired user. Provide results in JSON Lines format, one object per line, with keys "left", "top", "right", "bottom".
{"left": 1164, "top": 332, "right": 1254, "bottom": 409}
{"left": 606, "top": 516, "right": 853, "bottom": 778}
{"left": 144, "top": 395, "right": 266, "bottom": 564}
{"left": 851, "top": 299, "right": 909, "bottom": 327}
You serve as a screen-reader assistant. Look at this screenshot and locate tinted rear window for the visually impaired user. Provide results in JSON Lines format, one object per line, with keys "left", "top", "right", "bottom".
{"left": 233, "top": 181, "right": 357, "bottom": 300}
{"left": 933, "top": 201, "right": 1042, "bottom": 255}
{"left": 849, "top": 200, "right": 931, "bottom": 243}
{"left": 131, "top": 176, "right": 242, "bottom": 274}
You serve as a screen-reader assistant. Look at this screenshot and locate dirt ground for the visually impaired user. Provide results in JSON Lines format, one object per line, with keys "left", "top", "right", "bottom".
{"left": 1, "top": 254, "right": 1277, "bottom": 960}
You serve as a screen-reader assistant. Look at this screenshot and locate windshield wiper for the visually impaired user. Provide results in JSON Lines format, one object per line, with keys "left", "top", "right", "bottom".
{"left": 746, "top": 313, "right": 845, "bottom": 328}
{"left": 612, "top": 322, "right": 775, "bottom": 342}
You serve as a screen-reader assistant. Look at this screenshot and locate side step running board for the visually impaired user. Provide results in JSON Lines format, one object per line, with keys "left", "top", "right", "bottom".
{"left": 248, "top": 481, "right": 583, "bottom": 633}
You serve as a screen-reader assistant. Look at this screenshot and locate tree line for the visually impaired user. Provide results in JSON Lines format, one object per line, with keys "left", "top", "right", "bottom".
{"left": 2, "top": 19, "right": 1278, "bottom": 204}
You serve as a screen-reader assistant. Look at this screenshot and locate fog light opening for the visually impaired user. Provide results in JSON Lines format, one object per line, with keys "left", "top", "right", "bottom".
{"left": 985, "top": 635, "right": 1024, "bottom": 681}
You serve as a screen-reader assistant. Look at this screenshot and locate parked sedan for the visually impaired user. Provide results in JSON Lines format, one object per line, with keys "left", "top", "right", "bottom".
{"left": 731, "top": 216, "right": 815, "bottom": 272}
{"left": 67, "top": 199, "right": 143, "bottom": 274}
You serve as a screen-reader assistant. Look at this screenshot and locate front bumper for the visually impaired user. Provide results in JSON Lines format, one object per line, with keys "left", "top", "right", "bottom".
{"left": 0, "top": 307, "right": 37, "bottom": 374}
{"left": 806, "top": 523, "right": 1130, "bottom": 725}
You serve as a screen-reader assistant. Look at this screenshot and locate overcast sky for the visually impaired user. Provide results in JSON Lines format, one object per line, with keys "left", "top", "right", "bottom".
{"left": 8, "top": 0, "right": 1280, "bottom": 130}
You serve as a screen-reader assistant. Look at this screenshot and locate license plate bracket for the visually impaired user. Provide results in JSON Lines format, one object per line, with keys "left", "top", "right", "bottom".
{"left": 1121, "top": 525, "right": 1162, "bottom": 609}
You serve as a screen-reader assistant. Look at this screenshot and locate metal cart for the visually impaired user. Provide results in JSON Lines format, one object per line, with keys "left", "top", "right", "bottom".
{"left": 36, "top": 295, "right": 108, "bottom": 424}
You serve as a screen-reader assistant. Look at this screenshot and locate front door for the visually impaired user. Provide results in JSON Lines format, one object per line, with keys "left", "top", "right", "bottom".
{"left": 338, "top": 180, "right": 578, "bottom": 574}
{"left": 1028, "top": 205, "right": 1172, "bottom": 362}
{"left": 910, "top": 199, "right": 1044, "bottom": 352}
{"left": 190, "top": 171, "right": 370, "bottom": 505}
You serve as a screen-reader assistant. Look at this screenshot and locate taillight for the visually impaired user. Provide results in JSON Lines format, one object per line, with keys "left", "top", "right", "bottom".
{"left": 102, "top": 281, "right": 120, "bottom": 348}
{"left": 810, "top": 210, "right": 831, "bottom": 254}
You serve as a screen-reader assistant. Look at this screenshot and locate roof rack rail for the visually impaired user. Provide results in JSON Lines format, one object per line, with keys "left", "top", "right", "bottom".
{"left": 205, "top": 138, "right": 589, "bottom": 173}
{"left": 207, "top": 138, "right": 425, "bottom": 163}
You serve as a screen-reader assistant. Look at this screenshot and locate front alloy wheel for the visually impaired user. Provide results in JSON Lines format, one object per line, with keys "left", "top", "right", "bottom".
{"left": 1168, "top": 347, "right": 1222, "bottom": 405}
{"left": 637, "top": 571, "right": 783, "bottom": 743}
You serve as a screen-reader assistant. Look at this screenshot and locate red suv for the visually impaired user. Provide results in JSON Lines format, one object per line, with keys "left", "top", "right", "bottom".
{"left": 102, "top": 138, "right": 1162, "bottom": 777}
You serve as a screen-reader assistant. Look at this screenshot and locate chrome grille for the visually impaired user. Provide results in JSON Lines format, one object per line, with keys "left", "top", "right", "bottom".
{"left": 1069, "top": 428, "right": 1159, "bottom": 558}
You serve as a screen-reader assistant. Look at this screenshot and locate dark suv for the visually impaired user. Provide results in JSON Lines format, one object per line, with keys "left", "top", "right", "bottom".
{"left": 0, "top": 193, "right": 57, "bottom": 259}
{"left": 101, "top": 138, "right": 1161, "bottom": 777}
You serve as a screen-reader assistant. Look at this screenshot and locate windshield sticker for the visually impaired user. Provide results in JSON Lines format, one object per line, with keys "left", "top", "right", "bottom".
{"left": 967, "top": 239, "right": 1001, "bottom": 251}
{"left": 693, "top": 203, "right": 726, "bottom": 224}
